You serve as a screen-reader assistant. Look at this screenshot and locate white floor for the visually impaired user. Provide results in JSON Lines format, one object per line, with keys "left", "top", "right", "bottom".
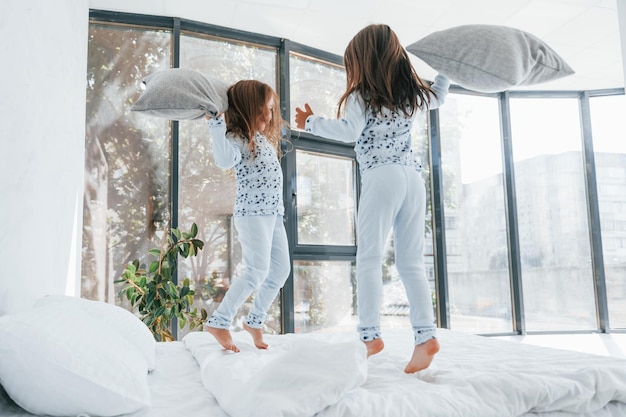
{"left": 313, "top": 313, "right": 626, "bottom": 359}
{"left": 493, "top": 332, "right": 626, "bottom": 358}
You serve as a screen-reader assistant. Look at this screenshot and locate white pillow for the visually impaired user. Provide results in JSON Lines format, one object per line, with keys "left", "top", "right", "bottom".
{"left": 34, "top": 295, "right": 157, "bottom": 371}
{"left": 406, "top": 24, "right": 575, "bottom": 93}
{"left": 131, "top": 68, "right": 229, "bottom": 120}
{"left": 0, "top": 303, "right": 151, "bottom": 416}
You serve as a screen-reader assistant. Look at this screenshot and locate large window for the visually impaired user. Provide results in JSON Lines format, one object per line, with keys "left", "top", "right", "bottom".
{"left": 510, "top": 97, "right": 596, "bottom": 331}
{"left": 83, "top": 23, "right": 171, "bottom": 303}
{"left": 84, "top": 10, "right": 626, "bottom": 339}
{"left": 439, "top": 94, "right": 513, "bottom": 333}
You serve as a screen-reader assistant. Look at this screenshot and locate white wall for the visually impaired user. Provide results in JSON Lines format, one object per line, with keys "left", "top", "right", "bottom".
{"left": 618, "top": 0, "right": 626, "bottom": 87}
{"left": 0, "top": 0, "right": 88, "bottom": 314}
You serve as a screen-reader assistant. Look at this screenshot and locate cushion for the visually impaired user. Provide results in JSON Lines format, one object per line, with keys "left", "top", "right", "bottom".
{"left": 131, "top": 68, "right": 229, "bottom": 120}
{"left": 34, "top": 295, "right": 157, "bottom": 371}
{"left": 406, "top": 24, "right": 575, "bottom": 93}
{"left": 0, "top": 303, "right": 151, "bottom": 416}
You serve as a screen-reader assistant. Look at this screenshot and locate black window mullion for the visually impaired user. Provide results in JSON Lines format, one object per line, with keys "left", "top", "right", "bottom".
{"left": 279, "top": 39, "right": 296, "bottom": 334}
{"left": 169, "top": 18, "right": 182, "bottom": 340}
{"left": 428, "top": 108, "right": 450, "bottom": 329}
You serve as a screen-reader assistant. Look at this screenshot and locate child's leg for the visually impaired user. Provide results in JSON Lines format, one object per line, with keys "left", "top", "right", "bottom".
{"left": 244, "top": 215, "right": 290, "bottom": 349}
{"left": 393, "top": 167, "right": 438, "bottom": 372}
{"left": 356, "top": 165, "right": 403, "bottom": 355}
{"left": 205, "top": 215, "right": 275, "bottom": 352}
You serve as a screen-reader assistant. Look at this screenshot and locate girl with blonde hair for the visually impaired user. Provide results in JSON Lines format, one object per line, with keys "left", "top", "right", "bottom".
{"left": 205, "top": 80, "right": 289, "bottom": 352}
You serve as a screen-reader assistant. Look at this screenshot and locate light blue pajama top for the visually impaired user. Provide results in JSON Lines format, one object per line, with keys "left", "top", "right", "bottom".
{"left": 207, "top": 116, "right": 284, "bottom": 217}
{"left": 304, "top": 75, "right": 450, "bottom": 175}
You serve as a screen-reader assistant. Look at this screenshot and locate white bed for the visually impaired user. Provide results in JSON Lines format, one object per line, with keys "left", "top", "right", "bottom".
{"left": 3, "top": 326, "right": 626, "bottom": 417}
{"left": 2, "top": 296, "right": 626, "bottom": 417}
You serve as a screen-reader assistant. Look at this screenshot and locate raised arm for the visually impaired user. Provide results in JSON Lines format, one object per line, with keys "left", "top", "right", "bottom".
{"left": 295, "top": 94, "right": 367, "bottom": 144}
{"left": 206, "top": 116, "right": 241, "bottom": 169}
{"left": 427, "top": 74, "right": 451, "bottom": 110}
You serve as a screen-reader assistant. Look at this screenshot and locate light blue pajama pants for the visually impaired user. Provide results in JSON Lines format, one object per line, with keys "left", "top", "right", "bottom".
{"left": 206, "top": 214, "right": 290, "bottom": 329}
{"left": 356, "top": 164, "right": 436, "bottom": 345}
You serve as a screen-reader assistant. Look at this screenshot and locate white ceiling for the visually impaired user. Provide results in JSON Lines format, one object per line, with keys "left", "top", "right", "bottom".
{"left": 197, "top": 0, "right": 624, "bottom": 91}
{"left": 93, "top": 0, "right": 625, "bottom": 91}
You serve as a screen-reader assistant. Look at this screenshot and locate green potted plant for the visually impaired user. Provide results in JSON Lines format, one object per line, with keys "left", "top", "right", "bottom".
{"left": 115, "top": 223, "right": 208, "bottom": 341}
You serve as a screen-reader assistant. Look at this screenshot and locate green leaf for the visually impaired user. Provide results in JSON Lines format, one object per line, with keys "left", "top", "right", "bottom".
{"left": 149, "top": 261, "right": 159, "bottom": 274}
{"left": 148, "top": 248, "right": 161, "bottom": 257}
{"left": 180, "top": 286, "right": 190, "bottom": 298}
{"left": 162, "top": 268, "right": 171, "bottom": 281}
{"left": 154, "top": 305, "right": 166, "bottom": 318}
{"left": 190, "top": 223, "right": 198, "bottom": 238}
{"left": 146, "top": 290, "right": 156, "bottom": 307}
{"left": 167, "top": 282, "right": 178, "bottom": 298}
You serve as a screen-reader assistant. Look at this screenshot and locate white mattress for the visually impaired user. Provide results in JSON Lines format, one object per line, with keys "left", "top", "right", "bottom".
{"left": 2, "top": 328, "right": 626, "bottom": 417}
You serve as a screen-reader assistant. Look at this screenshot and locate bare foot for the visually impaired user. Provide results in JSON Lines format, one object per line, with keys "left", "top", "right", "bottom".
{"left": 404, "top": 338, "right": 439, "bottom": 373}
{"left": 364, "top": 338, "right": 384, "bottom": 357}
{"left": 205, "top": 325, "right": 240, "bottom": 352}
{"left": 243, "top": 322, "right": 268, "bottom": 349}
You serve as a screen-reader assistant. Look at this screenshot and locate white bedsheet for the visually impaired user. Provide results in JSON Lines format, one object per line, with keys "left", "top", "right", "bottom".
{"left": 183, "top": 331, "right": 367, "bottom": 417}
{"left": 183, "top": 328, "right": 626, "bottom": 417}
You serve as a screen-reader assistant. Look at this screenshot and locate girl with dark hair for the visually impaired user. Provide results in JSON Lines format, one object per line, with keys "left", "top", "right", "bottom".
{"left": 295, "top": 24, "right": 450, "bottom": 373}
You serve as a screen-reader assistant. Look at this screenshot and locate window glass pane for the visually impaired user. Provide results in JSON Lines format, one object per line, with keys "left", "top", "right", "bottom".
{"left": 177, "top": 34, "right": 280, "bottom": 338}
{"left": 83, "top": 24, "right": 171, "bottom": 303}
{"left": 439, "top": 94, "right": 513, "bottom": 333}
{"left": 289, "top": 54, "right": 345, "bottom": 125}
{"left": 510, "top": 98, "right": 596, "bottom": 331}
{"left": 294, "top": 261, "right": 355, "bottom": 333}
{"left": 296, "top": 150, "right": 356, "bottom": 245}
{"left": 590, "top": 94, "right": 626, "bottom": 329}
{"left": 180, "top": 33, "right": 277, "bottom": 88}
{"left": 293, "top": 258, "right": 434, "bottom": 334}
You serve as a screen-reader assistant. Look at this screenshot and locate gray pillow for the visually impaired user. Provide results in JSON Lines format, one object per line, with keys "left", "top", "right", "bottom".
{"left": 406, "top": 25, "right": 575, "bottom": 93}
{"left": 131, "top": 68, "right": 229, "bottom": 120}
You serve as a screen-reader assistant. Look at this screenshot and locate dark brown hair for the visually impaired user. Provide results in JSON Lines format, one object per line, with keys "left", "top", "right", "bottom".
{"left": 338, "top": 24, "right": 434, "bottom": 118}
{"left": 224, "top": 80, "right": 283, "bottom": 157}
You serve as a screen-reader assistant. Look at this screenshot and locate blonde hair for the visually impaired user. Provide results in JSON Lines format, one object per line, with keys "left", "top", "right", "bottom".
{"left": 338, "top": 24, "right": 434, "bottom": 118}
{"left": 224, "top": 80, "right": 283, "bottom": 158}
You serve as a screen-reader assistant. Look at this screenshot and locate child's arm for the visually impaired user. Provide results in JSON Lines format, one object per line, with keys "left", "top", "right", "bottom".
{"left": 206, "top": 116, "right": 242, "bottom": 169}
{"left": 428, "top": 74, "right": 451, "bottom": 110}
{"left": 295, "top": 94, "right": 367, "bottom": 144}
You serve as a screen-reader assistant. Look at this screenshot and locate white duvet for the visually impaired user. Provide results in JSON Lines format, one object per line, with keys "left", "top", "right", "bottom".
{"left": 182, "top": 328, "right": 626, "bottom": 417}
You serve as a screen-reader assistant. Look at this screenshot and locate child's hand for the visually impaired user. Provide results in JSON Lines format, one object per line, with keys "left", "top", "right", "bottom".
{"left": 295, "top": 103, "right": 314, "bottom": 129}
{"left": 205, "top": 112, "right": 223, "bottom": 120}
